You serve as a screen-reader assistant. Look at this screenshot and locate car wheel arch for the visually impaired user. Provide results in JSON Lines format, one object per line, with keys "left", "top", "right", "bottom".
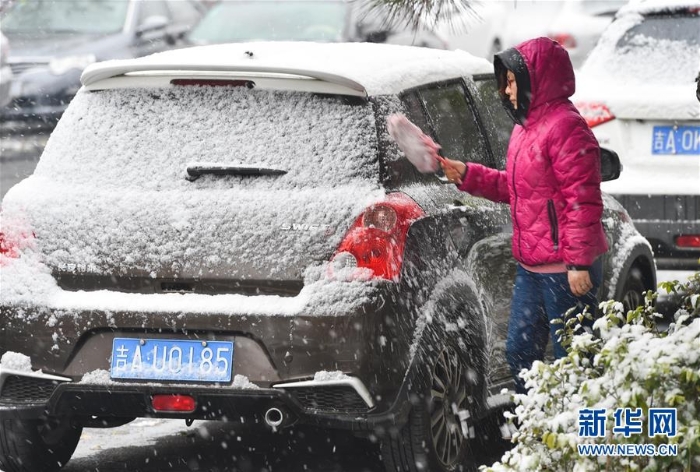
{"left": 607, "top": 243, "right": 656, "bottom": 306}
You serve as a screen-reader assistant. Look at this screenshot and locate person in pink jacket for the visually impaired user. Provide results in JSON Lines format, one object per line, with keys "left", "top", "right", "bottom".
{"left": 441, "top": 37, "right": 609, "bottom": 393}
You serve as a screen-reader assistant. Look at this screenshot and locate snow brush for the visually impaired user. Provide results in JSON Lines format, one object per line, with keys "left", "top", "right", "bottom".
{"left": 386, "top": 113, "right": 448, "bottom": 173}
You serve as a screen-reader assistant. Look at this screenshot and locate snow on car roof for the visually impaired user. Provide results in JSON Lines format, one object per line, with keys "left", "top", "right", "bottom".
{"left": 81, "top": 41, "right": 494, "bottom": 97}
{"left": 619, "top": 0, "right": 700, "bottom": 16}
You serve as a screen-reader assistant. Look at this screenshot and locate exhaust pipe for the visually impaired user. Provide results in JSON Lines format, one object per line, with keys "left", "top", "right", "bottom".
{"left": 264, "top": 407, "right": 284, "bottom": 429}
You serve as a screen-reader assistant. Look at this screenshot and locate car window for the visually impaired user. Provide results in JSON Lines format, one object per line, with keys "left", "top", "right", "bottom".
{"left": 1, "top": 0, "right": 129, "bottom": 34}
{"left": 139, "top": 0, "right": 171, "bottom": 24}
{"left": 167, "top": 0, "right": 202, "bottom": 25}
{"left": 419, "top": 81, "right": 492, "bottom": 167}
{"left": 400, "top": 91, "right": 432, "bottom": 139}
{"left": 187, "top": 1, "right": 347, "bottom": 43}
{"left": 472, "top": 76, "right": 514, "bottom": 170}
{"left": 40, "top": 87, "right": 378, "bottom": 190}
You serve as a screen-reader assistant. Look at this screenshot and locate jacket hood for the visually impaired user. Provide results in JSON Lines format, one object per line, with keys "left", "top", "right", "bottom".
{"left": 494, "top": 37, "right": 575, "bottom": 126}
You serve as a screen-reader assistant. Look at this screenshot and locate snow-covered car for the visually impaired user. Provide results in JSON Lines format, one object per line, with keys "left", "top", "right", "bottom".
{"left": 575, "top": 0, "right": 700, "bottom": 270}
{"left": 183, "top": 0, "right": 447, "bottom": 49}
{"left": 440, "top": 0, "right": 625, "bottom": 68}
{"left": 0, "top": 42, "right": 655, "bottom": 472}
{"left": 0, "top": 0, "right": 205, "bottom": 130}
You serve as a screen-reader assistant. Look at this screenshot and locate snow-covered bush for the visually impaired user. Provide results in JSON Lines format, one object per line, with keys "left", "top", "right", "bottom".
{"left": 484, "top": 273, "right": 700, "bottom": 472}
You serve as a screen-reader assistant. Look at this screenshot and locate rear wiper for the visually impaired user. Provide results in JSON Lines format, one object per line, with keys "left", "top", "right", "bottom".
{"left": 185, "top": 163, "right": 287, "bottom": 181}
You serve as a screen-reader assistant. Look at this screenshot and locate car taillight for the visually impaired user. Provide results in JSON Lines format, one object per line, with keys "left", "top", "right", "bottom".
{"left": 676, "top": 235, "right": 700, "bottom": 249}
{"left": 0, "top": 216, "right": 36, "bottom": 262}
{"left": 0, "top": 231, "right": 32, "bottom": 260}
{"left": 575, "top": 101, "right": 615, "bottom": 128}
{"left": 548, "top": 33, "right": 577, "bottom": 49}
{"left": 329, "top": 193, "right": 424, "bottom": 281}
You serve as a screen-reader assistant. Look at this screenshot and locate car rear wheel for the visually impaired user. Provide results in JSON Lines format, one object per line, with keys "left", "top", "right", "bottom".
{"left": 381, "top": 339, "right": 477, "bottom": 472}
{"left": 620, "top": 266, "right": 646, "bottom": 313}
{"left": 0, "top": 417, "right": 82, "bottom": 472}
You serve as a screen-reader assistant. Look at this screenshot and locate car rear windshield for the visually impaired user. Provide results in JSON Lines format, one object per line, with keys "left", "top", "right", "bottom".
{"left": 187, "top": 1, "right": 347, "bottom": 43}
{"left": 2, "top": 0, "right": 129, "bottom": 35}
{"left": 38, "top": 86, "right": 378, "bottom": 190}
{"left": 588, "top": 14, "right": 699, "bottom": 85}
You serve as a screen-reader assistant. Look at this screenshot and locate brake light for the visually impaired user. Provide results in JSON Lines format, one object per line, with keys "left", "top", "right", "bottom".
{"left": 329, "top": 193, "right": 424, "bottom": 281}
{"left": 575, "top": 102, "right": 615, "bottom": 128}
{"left": 0, "top": 230, "right": 34, "bottom": 262}
{"left": 171, "top": 79, "right": 255, "bottom": 88}
{"left": 152, "top": 394, "right": 196, "bottom": 412}
{"left": 676, "top": 235, "right": 700, "bottom": 249}
{"left": 548, "top": 33, "right": 577, "bottom": 49}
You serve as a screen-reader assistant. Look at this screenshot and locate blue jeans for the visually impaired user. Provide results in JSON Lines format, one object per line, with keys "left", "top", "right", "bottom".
{"left": 506, "top": 259, "right": 602, "bottom": 394}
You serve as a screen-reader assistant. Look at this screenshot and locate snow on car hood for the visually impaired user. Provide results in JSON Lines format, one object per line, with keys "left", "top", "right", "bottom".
{"left": 1, "top": 86, "right": 385, "bottom": 284}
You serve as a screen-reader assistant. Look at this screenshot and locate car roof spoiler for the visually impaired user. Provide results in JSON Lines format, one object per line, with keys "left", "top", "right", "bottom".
{"left": 81, "top": 63, "right": 368, "bottom": 97}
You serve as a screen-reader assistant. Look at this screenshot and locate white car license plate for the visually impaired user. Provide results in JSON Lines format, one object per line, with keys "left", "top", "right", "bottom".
{"left": 652, "top": 126, "right": 700, "bottom": 155}
{"left": 110, "top": 338, "right": 234, "bottom": 382}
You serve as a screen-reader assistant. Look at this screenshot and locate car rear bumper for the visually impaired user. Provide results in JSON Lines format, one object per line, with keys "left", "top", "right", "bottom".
{"left": 608, "top": 194, "right": 700, "bottom": 270}
{"left": 0, "top": 282, "right": 420, "bottom": 426}
{"left": 633, "top": 220, "right": 700, "bottom": 270}
{"left": 0, "top": 369, "right": 411, "bottom": 431}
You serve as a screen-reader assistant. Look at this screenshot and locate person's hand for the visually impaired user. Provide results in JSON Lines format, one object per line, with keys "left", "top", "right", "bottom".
{"left": 441, "top": 158, "right": 466, "bottom": 184}
{"left": 568, "top": 270, "right": 593, "bottom": 297}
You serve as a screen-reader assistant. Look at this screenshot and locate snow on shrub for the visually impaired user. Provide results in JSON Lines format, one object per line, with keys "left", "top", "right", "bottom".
{"left": 484, "top": 273, "right": 700, "bottom": 472}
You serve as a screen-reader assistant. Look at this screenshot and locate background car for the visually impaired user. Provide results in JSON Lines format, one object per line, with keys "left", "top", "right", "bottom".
{"left": 0, "top": 33, "right": 12, "bottom": 108}
{"left": 0, "top": 42, "right": 654, "bottom": 472}
{"left": 183, "top": 0, "right": 447, "bottom": 48}
{"left": 0, "top": 0, "right": 204, "bottom": 130}
{"left": 575, "top": 0, "right": 700, "bottom": 270}
{"left": 439, "top": 0, "right": 625, "bottom": 67}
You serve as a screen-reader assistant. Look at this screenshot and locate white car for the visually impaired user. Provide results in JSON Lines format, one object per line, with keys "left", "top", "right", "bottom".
{"left": 575, "top": 0, "right": 700, "bottom": 270}
{"left": 439, "top": 0, "right": 625, "bottom": 68}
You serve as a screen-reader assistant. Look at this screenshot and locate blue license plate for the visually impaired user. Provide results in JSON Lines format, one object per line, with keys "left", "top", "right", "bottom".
{"left": 652, "top": 126, "right": 700, "bottom": 155}
{"left": 110, "top": 338, "right": 234, "bottom": 382}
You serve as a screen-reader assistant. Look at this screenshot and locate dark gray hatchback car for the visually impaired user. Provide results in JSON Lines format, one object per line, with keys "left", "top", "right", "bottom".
{"left": 0, "top": 42, "right": 655, "bottom": 472}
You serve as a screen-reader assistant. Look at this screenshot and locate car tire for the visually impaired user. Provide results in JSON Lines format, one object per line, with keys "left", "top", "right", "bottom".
{"left": 620, "top": 266, "right": 646, "bottom": 313}
{"left": 0, "top": 417, "right": 82, "bottom": 472}
{"left": 381, "top": 336, "right": 477, "bottom": 472}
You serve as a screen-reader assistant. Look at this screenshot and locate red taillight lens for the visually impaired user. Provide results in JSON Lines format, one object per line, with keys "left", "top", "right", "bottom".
{"left": 330, "top": 193, "right": 424, "bottom": 281}
{"left": 548, "top": 33, "right": 577, "bottom": 49}
{"left": 0, "top": 232, "right": 13, "bottom": 257}
{"left": 152, "top": 394, "right": 196, "bottom": 412}
{"left": 676, "top": 235, "right": 700, "bottom": 249}
{"left": 0, "top": 230, "right": 34, "bottom": 262}
{"left": 575, "top": 101, "right": 615, "bottom": 128}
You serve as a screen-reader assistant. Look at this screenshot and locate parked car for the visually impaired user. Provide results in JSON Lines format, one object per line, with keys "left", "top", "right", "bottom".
{"left": 0, "top": 0, "right": 204, "bottom": 129}
{"left": 575, "top": 0, "right": 700, "bottom": 270}
{"left": 183, "top": 0, "right": 447, "bottom": 48}
{"left": 0, "top": 42, "right": 655, "bottom": 472}
{"left": 439, "top": 0, "right": 625, "bottom": 68}
{"left": 0, "top": 33, "right": 12, "bottom": 108}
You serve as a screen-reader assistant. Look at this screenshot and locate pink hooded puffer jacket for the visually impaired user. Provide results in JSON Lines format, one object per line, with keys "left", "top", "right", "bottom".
{"left": 458, "top": 37, "right": 608, "bottom": 267}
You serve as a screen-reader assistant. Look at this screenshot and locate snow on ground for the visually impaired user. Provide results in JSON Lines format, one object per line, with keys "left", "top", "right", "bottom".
{"left": 72, "top": 418, "right": 192, "bottom": 459}
{"left": 656, "top": 270, "right": 697, "bottom": 286}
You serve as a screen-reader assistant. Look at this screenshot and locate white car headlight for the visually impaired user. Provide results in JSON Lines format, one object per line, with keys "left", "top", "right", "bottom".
{"left": 49, "top": 54, "right": 96, "bottom": 75}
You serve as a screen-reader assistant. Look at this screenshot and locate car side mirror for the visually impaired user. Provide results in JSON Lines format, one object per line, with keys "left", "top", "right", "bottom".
{"left": 600, "top": 147, "right": 622, "bottom": 182}
{"left": 136, "top": 15, "right": 168, "bottom": 37}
